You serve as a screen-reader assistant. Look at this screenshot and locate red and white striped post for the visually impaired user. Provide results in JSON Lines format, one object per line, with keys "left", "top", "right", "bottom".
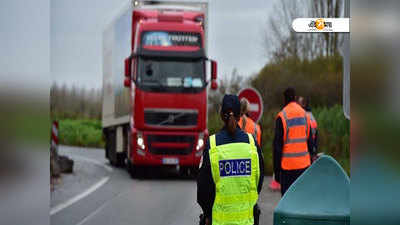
{"left": 51, "top": 121, "right": 59, "bottom": 152}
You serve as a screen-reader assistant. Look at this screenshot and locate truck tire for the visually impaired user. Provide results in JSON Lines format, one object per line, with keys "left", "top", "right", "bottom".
{"left": 105, "top": 128, "right": 116, "bottom": 166}
{"left": 103, "top": 129, "right": 109, "bottom": 159}
{"left": 126, "top": 128, "right": 135, "bottom": 178}
{"left": 115, "top": 126, "right": 127, "bottom": 167}
{"left": 179, "top": 166, "right": 199, "bottom": 179}
{"left": 127, "top": 160, "right": 137, "bottom": 178}
{"left": 115, "top": 153, "right": 125, "bottom": 167}
{"left": 127, "top": 159, "right": 134, "bottom": 177}
{"left": 127, "top": 161, "right": 144, "bottom": 179}
{"left": 105, "top": 127, "right": 125, "bottom": 167}
{"left": 190, "top": 167, "right": 199, "bottom": 179}
{"left": 126, "top": 127, "right": 142, "bottom": 178}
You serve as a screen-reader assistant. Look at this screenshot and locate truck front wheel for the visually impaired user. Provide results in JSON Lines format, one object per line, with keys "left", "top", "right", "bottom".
{"left": 126, "top": 128, "right": 142, "bottom": 178}
{"left": 105, "top": 127, "right": 125, "bottom": 167}
{"left": 190, "top": 167, "right": 199, "bottom": 178}
{"left": 127, "top": 160, "right": 144, "bottom": 179}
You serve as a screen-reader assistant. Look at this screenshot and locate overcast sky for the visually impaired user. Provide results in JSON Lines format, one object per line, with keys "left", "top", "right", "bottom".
{"left": 0, "top": 0, "right": 49, "bottom": 91}
{"left": 50, "top": 0, "right": 275, "bottom": 89}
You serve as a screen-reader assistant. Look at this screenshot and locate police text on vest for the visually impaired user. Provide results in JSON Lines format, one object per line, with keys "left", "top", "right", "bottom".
{"left": 219, "top": 159, "right": 251, "bottom": 177}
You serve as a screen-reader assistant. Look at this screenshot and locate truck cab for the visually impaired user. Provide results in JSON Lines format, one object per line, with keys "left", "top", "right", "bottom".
{"left": 112, "top": 1, "right": 217, "bottom": 176}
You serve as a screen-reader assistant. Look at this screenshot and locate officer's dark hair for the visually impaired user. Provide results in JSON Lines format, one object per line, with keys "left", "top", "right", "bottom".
{"left": 284, "top": 87, "right": 296, "bottom": 105}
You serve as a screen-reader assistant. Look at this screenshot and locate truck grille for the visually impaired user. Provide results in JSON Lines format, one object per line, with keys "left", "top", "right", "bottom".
{"left": 144, "top": 109, "right": 198, "bottom": 127}
{"left": 147, "top": 135, "right": 195, "bottom": 155}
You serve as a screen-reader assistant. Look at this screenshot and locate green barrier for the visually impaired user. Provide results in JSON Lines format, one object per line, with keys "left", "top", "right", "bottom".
{"left": 273, "top": 155, "right": 350, "bottom": 225}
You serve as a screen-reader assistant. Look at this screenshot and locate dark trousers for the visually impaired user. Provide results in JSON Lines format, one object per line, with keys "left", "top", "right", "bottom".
{"left": 280, "top": 168, "right": 308, "bottom": 196}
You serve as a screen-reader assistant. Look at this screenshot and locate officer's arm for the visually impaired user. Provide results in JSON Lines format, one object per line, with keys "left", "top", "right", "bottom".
{"left": 307, "top": 128, "right": 314, "bottom": 158}
{"left": 306, "top": 115, "right": 315, "bottom": 158}
{"left": 257, "top": 125, "right": 262, "bottom": 147}
{"left": 273, "top": 117, "right": 283, "bottom": 182}
{"left": 255, "top": 142, "right": 264, "bottom": 193}
{"left": 307, "top": 136, "right": 313, "bottom": 155}
{"left": 197, "top": 140, "right": 215, "bottom": 219}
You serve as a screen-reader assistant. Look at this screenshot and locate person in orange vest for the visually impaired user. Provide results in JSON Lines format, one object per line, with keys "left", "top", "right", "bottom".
{"left": 238, "top": 98, "right": 262, "bottom": 146}
{"left": 239, "top": 99, "right": 281, "bottom": 191}
{"left": 273, "top": 88, "right": 313, "bottom": 196}
{"left": 298, "top": 96, "right": 318, "bottom": 162}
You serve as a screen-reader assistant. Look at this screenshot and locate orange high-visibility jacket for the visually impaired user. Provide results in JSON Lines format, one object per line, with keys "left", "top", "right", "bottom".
{"left": 239, "top": 116, "right": 262, "bottom": 146}
{"left": 277, "top": 102, "right": 311, "bottom": 170}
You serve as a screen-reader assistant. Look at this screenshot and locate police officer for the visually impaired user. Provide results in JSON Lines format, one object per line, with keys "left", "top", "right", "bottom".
{"left": 273, "top": 88, "right": 313, "bottom": 196}
{"left": 238, "top": 98, "right": 262, "bottom": 146}
{"left": 197, "top": 94, "right": 264, "bottom": 225}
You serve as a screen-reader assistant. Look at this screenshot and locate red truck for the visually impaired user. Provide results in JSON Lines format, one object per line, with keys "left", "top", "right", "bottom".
{"left": 102, "top": 0, "right": 217, "bottom": 177}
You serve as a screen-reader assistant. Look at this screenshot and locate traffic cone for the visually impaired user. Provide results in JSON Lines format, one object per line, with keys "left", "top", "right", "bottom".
{"left": 269, "top": 174, "right": 281, "bottom": 191}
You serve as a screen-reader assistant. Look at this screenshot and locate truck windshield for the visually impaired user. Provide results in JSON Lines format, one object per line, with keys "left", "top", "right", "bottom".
{"left": 137, "top": 57, "right": 205, "bottom": 93}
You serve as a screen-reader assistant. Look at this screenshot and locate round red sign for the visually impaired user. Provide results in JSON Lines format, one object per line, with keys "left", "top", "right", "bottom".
{"left": 238, "top": 88, "right": 264, "bottom": 123}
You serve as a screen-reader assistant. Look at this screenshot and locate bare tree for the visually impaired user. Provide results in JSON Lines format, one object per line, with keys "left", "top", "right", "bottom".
{"left": 264, "top": 0, "right": 344, "bottom": 62}
{"left": 208, "top": 68, "right": 247, "bottom": 113}
{"left": 219, "top": 68, "right": 245, "bottom": 94}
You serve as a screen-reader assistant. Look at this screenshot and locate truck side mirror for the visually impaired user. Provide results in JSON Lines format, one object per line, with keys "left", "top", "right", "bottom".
{"left": 124, "top": 78, "right": 131, "bottom": 87}
{"left": 124, "top": 57, "right": 132, "bottom": 78}
{"left": 211, "top": 60, "right": 218, "bottom": 90}
{"left": 124, "top": 55, "right": 135, "bottom": 88}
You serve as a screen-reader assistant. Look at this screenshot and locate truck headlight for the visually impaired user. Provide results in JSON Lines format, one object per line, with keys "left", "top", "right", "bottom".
{"left": 137, "top": 132, "right": 145, "bottom": 150}
{"left": 196, "top": 133, "right": 204, "bottom": 151}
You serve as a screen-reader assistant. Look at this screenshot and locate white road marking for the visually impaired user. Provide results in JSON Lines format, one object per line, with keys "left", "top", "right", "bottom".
{"left": 50, "top": 153, "right": 113, "bottom": 216}
{"left": 75, "top": 199, "right": 109, "bottom": 225}
{"left": 50, "top": 176, "right": 110, "bottom": 215}
{"left": 75, "top": 190, "right": 126, "bottom": 225}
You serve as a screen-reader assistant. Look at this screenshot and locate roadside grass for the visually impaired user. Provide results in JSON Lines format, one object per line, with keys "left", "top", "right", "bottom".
{"left": 58, "top": 119, "right": 104, "bottom": 148}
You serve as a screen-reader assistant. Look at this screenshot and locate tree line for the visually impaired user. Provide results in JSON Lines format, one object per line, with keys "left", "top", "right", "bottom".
{"left": 50, "top": 83, "right": 102, "bottom": 120}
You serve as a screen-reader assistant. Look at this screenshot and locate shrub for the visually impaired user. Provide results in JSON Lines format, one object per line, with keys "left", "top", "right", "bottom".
{"left": 58, "top": 119, "right": 104, "bottom": 148}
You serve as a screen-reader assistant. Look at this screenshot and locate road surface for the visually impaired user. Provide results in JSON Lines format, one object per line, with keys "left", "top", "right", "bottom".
{"left": 51, "top": 146, "right": 280, "bottom": 225}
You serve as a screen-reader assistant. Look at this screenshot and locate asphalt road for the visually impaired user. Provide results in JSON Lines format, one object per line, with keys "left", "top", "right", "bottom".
{"left": 51, "top": 146, "right": 281, "bottom": 225}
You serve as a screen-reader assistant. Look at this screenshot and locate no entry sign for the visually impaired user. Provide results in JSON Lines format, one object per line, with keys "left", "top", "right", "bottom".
{"left": 238, "top": 88, "right": 264, "bottom": 123}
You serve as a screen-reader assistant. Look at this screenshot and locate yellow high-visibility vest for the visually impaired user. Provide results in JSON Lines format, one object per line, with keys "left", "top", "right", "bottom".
{"left": 209, "top": 133, "right": 260, "bottom": 225}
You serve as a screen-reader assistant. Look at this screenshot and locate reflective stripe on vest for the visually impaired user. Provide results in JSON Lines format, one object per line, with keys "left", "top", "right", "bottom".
{"left": 278, "top": 102, "right": 311, "bottom": 170}
{"left": 209, "top": 133, "right": 260, "bottom": 225}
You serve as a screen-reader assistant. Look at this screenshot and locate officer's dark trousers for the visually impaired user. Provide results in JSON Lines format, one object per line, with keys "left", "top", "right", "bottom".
{"left": 280, "top": 168, "right": 308, "bottom": 196}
